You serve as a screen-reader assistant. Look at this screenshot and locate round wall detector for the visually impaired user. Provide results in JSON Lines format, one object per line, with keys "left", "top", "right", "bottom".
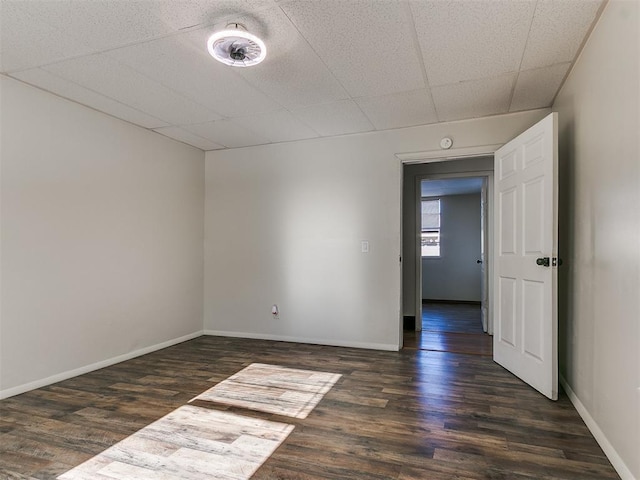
{"left": 207, "top": 23, "right": 267, "bottom": 67}
{"left": 440, "top": 137, "right": 453, "bottom": 149}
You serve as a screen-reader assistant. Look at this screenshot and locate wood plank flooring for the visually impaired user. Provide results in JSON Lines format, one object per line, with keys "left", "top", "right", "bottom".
{"left": 191, "top": 363, "right": 341, "bottom": 419}
{"left": 404, "top": 302, "right": 493, "bottom": 356}
{"left": 421, "top": 302, "right": 486, "bottom": 334}
{"left": 0, "top": 335, "right": 620, "bottom": 479}
{"left": 57, "top": 405, "right": 294, "bottom": 480}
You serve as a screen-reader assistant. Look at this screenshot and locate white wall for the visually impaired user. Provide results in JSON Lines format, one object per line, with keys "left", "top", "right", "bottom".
{"left": 0, "top": 77, "right": 205, "bottom": 397}
{"left": 422, "top": 193, "right": 481, "bottom": 302}
{"left": 553, "top": 1, "right": 639, "bottom": 479}
{"left": 204, "top": 109, "right": 548, "bottom": 350}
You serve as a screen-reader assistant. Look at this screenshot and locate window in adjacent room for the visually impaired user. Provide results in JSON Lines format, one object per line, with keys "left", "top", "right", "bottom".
{"left": 421, "top": 198, "right": 440, "bottom": 257}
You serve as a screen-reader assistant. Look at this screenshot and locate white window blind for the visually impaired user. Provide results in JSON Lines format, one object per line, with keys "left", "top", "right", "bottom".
{"left": 421, "top": 199, "right": 440, "bottom": 257}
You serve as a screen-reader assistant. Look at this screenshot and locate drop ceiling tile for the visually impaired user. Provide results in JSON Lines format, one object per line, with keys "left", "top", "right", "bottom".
{"left": 281, "top": 0, "right": 425, "bottom": 97}
{"left": 410, "top": 0, "right": 536, "bottom": 87}
{"left": 521, "top": 0, "right": 603, "bottom": 70}
{"left": 225, "top": 6, "right": 349, "bottom": 109}
{"left": 510, "top": 63, "right": 570, "bottom": 112}
{"left": 292, "top": 100, "right": 374, "bottom": 137}
{"left": 153, "top": 126, "right": 225, "bottom": 151}
{"left": 0, "top": 1, "right": 95, "bottom": 72}
{"left": 1, "top": 0, "right": 280, "bottom": 70}
{"left": 108, "top": 33, "right": 280, "bottom": 118}
{"left": 184, "top": 119, "right": 270, "bottom": 148}
{"left": 156, "top": 0, "right": 278, "bottom": 31}
{"left": 10, "top": 68, "right": 169, "bottom": 129}
{"left": 355, "top": 89, "right": 438, "bottom": 130}
{"left": 12, "top": 0, "right": 172, "bottom": 52}
{"left": 432, "top": 74, "right": 516, "bottom": 122}
{"left": 233, "top": 110, "right": 319, "bottom": 143}
{"left": 42, "top": 54, "right": 222, "bottom": 126}
{"left": 2, "top": 0, "right": 601, "bottom": 138}
{"left": 235, "top": 40, "right": 351, "bottom": 110}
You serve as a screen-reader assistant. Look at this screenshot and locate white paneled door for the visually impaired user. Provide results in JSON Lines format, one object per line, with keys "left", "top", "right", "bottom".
{"left": 493, "top": 113, "right": 558, "bottom": 400}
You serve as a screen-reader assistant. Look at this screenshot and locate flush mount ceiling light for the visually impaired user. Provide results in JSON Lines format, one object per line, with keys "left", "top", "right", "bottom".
{"left": 207, "top": 23, "right": 267, "bottom": 67}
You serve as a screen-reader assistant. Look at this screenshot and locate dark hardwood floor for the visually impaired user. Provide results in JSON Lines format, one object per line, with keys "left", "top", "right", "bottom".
{"left": 404, "top": 302, "right": 493, "bottom": 356}
{"left": 421, "top": 302, "right": 485, "bottom": 334}
{"left": 0, "top": 335, "right": 620, "bottom": 479}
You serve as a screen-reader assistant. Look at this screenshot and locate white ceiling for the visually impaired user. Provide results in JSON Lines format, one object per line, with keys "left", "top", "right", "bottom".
{"left": 421, "top": 177, "right": 484, "bottom": 197}
{"left": 1, "top": 0, "right": 603, "bottom": 151}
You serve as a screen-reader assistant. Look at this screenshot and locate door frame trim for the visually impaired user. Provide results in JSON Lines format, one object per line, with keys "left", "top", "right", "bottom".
{"left": 396, "top": 144, "right": 503, "bottom": 163}
{"left": 398, "top": 145, "right": 503, "bottom": 341}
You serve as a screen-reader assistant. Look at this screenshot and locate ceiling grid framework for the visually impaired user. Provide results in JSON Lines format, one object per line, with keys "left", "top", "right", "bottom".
{"left": 0, "top": 0, "right": 604, "bottom": 151}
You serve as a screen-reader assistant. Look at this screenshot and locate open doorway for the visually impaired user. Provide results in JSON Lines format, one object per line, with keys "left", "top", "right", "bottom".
{"left": 399, "top": 113, "right": 558, "bottom": 397}
{"left": 401, "top": 158, "right": 494, "bottom": 355}
{"left": 413, "top": 177, "right": 491, "bottom": 355}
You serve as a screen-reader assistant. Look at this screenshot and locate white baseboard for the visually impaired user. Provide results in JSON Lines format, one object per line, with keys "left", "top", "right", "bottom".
{"left": 559, "top": 374, "right": 636, "bottom": 480}
{"left": 0, "top": 330, "right": 204, "bottom": 400}
{"left": 203, "top": 330, "right": 399, "bottom": 352}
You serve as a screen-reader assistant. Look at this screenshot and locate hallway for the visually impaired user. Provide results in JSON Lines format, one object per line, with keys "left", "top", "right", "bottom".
{"left": 404, "top": 302, "right": 493, "bottom": 356}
